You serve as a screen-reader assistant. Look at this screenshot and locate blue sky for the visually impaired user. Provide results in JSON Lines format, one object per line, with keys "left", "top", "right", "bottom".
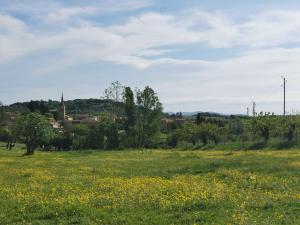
{"left": 1, "top": 0, "right": 300, "bottom": 114}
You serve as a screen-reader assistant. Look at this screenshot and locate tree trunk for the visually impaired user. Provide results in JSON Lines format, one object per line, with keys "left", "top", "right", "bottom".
{"left": 24, "top": 145, "right": 34, "bottom": 156}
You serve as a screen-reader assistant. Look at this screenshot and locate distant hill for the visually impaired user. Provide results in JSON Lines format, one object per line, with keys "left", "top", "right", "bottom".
{"left": 64, "top": 99, "right": 122, "bottom": 115}
{"left": 3, "top": 99, "right": 123, "bottom": 116}
{"left": 167, "top": 111, "right": 231, "bottom": 117}
{"left": 184, "top": 112, "right": 223, "bottom": 117}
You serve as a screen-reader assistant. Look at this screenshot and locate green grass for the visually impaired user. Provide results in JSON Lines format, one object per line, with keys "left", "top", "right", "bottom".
{"left": 0, "top": 144, "right": 299, "bottom": 225}
{"left": 179, "top": 139, "right": 300, "bottom": 151}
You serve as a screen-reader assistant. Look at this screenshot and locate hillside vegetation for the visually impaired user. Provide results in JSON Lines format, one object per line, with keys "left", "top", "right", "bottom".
{"left": 3, "top": 99, "right": 118, "bottom": 116}
{"left": 0, "top": 145, "right": 299, "bottom": 224}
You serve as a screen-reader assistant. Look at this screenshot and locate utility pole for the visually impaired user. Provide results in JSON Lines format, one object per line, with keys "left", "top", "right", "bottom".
{"left": 282, "top": 77, "right": 287, "bottom": 116}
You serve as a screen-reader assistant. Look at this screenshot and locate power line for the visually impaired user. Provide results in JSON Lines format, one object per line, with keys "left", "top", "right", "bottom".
{"left": 247, "top": 78, "right": 284, "bottom": 115}
{"left": 260, "top": 86, "right": 282, "bottom": 102}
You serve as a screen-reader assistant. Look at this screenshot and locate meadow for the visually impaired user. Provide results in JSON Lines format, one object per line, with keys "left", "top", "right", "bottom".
{"left": 0, "top": 145, "right": 299, "bottom": 225}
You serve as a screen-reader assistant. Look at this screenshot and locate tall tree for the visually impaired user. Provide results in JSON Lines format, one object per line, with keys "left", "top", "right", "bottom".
{"left": 27, "top": 101, "right": 40, "bottom": 112}
{"left": 39, "top": 100, "right": 49, "bottom": 115}
{"left": 196, "top": 113, "right": 204, "bottom": 125}
{"left": 178, "top": 112, "right": 183, "bottom": 119}
{"left": 136, "top": 86, "right": 163, "bottom": 147}
{"left": 99, "top": 113, "right": 119, "bottom": 150}
{"left": 123, "top": 87, "right": 136, "bottom": 146}
{"left": 87, "top": 125, "right": 105, "bottom": 149}
{"left": 13, "top": 113, "right": 54, "bottom": 155}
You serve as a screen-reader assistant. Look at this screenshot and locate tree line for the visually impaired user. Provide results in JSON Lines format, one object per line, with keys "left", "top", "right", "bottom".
{"left": 168, "top": 112, "right": 300, "bottom": 149}
{"left": 1, "top": 83, "right": 300, "bottom": 155}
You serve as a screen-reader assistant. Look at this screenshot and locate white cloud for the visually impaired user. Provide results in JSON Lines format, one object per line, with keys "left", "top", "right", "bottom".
{"left": 2, "top": 8, "right": 300, "bottom": 68}
{"left": 1, "top": 0, "right": 152, "bottom": 14}
{"left": 0, "top": 13, "right": 27, "bottom": 33}
{"left": 46, "top": 7, "right": 98, "bottom": 23}
{"left": 44, "top": 0, "right": 153, "bottom": 23}
{"left": 2, "top": 5, "right": 300, "bottom": 113}
{"left": 0, "top": 14, "right": 34, "bottom": 61}
{"left": 238, "top": 10, "right": 300, "bottom": 47}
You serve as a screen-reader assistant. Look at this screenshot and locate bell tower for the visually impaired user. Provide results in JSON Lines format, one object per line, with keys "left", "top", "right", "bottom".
{"left": 58, "top": 92, "right": 66, "bottom": 121}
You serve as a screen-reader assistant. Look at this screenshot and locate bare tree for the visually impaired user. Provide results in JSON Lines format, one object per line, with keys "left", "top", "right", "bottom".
{"left": 103, "top": 81, "right": 125, "bottom": 118}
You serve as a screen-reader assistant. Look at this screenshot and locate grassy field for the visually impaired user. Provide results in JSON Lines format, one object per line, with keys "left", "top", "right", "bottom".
{"left": 0, "top": 145, "right": 299, "bottom": 225}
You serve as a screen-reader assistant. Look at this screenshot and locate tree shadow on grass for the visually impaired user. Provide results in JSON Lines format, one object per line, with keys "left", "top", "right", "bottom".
{"left": 248, "top": 142, "right": 266, "bottom": 150}
{"left": 277, "top": 141, "right": 295, "bottom": 149}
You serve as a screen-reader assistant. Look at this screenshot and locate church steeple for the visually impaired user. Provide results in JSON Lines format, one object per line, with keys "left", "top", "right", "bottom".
{"left": 58, "top": 92, "right": 66, "bottom": 121}
{"left": 61, "top": 92, "right": 64, "bottom": 105}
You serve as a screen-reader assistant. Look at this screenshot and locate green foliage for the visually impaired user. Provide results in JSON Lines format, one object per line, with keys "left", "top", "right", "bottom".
{"left": 87, "top": 125, "right": 105, "bottom": 149}
{"left": 105, "top": 122, "right": 119, "bottom": 150}
{"left": 0, "top": 127, "right": 11, "bottom": 142}
{"left": 251, "top": 113, "right": 277, "bottom": 143}
{"left": 4, "top": 99, "right": 123, "bottom": 116}
{"left": 123, "top": 86, "right": 136, "bottom": 147}
{"left": 72, "top": 135, "right": 86, "bottom": 150}
{"left": 167, "top": 130, "right": 180, "bottom": 148}
{"left": 136, "top": 86, "right": 163, "bottom": 147}
{"left": 70, "top": 124, "right": 106, "bottom": 150}
{"left": 196, "top": 113, "right": 205, "bottom": 125}
{"left": 72, "top": 124, "right": 90, "bottom": 136}
{"left": 51, "top": 133, "right": 73, "bottom": 150}
{"left": 27, "top": 100, "right": 49, "bottom": 114}
{"left": 70, "top": 124, "right": 104, "bottom": 150}
{"left": 197, "top": 123, "right": 222, "bottom": 145}
{"left": 174, "top": 122, "right": 226, "bottom": 147}
{"left": 98, "top": 113, "right": 119, "bottom": 150}
{"left": 12, "top": 113, "right": 54, "bottom": 155}
{"left": 243, "top": 113, "right": 300, "bottom": 145}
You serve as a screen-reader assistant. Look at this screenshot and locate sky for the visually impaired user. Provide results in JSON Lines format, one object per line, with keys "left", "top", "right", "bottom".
{"left": 1, "top": 0, "right": 300, "bottom": 114}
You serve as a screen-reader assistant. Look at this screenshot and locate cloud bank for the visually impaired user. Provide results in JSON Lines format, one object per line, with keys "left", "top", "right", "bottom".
{"left": 1, "top": 0, "right": 300, "bottom": 113}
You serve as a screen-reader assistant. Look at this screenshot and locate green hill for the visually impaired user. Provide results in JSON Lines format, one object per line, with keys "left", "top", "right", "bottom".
{"left": 3, "top": 99, "right": 123, "bottom": 116}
